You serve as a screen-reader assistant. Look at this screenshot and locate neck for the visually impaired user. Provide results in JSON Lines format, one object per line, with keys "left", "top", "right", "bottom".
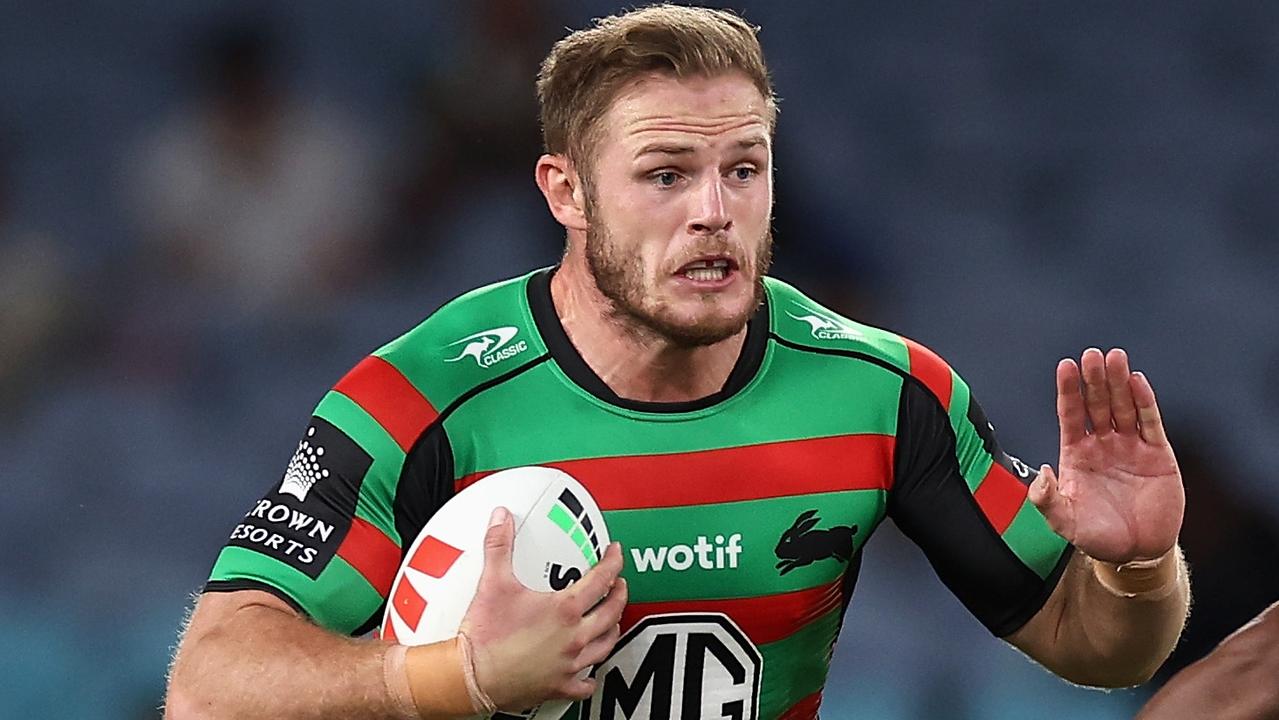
{"left": 550, "top": 254, "right": 748, "bottom": 404}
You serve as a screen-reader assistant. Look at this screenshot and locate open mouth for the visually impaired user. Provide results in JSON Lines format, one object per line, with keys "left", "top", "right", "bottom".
{"left": 676, "top": 256, "right": 739, "bottom": 283}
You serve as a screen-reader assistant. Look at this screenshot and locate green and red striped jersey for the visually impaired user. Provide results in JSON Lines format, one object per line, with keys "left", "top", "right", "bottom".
{"left": 206, "top": 268, "right": 1071, "bottom": 719}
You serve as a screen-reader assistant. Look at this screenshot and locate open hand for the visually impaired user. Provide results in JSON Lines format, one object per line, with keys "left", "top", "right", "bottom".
{"left": 458, "top": 507, "right": 626, "bottom": 711}
{"left": 1029, "top": 348, "right": 1183, "bottom": 563}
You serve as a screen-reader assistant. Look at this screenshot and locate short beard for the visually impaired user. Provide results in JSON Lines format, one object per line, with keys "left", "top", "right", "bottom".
{"left": 584, "top": 218, "right": 772, "bottom": 349}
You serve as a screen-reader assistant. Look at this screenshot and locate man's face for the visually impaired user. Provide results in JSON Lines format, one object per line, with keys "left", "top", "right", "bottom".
{"left": 581, "top": 72, "right": 774, "bottom": 347}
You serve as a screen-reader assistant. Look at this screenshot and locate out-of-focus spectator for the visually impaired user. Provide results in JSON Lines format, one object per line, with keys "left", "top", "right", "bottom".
{"left": 125, "top": 20, "right": 384, "bottom": 319}
{"left": 0, "top": 137, "right": 77, "bottom": 410}
{"left": 381, "top": 0, "right": 562, "bottom": 293}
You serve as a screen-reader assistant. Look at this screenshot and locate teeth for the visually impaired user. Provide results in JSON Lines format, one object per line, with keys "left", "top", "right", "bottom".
{"left": 685, "top": 268, "right": 726, "bottom": 282}
{"left": 681, "top": 258, "right": 732, "bottom": 271}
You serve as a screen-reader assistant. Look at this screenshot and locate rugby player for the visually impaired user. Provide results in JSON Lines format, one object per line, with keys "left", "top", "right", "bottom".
{"left": 165, "top": 5, "right": 1191, "bottom": 718}
{"left": 1138, "top": 600, "right": 1279, "bottom": 720}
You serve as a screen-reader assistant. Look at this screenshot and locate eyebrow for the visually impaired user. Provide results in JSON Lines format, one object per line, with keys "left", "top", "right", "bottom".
{"left": 633, "top": 137, "right": 769, "bottom": 160}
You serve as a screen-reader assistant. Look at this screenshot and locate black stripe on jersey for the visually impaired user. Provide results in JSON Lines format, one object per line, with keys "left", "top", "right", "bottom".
{"left": 768, "top": 334, "right": 907, "bottom": 378}
{"left": 891, "top": 379, "right": 1072, "bottom": 636}
{"left": 768, "top": 336, "right": 1071, "bottom": 637}
{"left": 968, "top": 397, "right": 1039, "bottom": 488}
{"left": 390, "top": 352, "right": 552, "bottom": 597}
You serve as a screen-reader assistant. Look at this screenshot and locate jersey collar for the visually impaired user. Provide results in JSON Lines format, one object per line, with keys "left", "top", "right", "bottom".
{"left": 526, "top": 267, "right": 769, "bottom": 414}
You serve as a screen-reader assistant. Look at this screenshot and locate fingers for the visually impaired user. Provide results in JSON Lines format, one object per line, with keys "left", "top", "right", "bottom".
{"left": 1056, "top": 358, "right": 1088, "bottom": 446}
{"left": 580, "top": 577, "right": 627, "bottom": 638}
{"left": 568, "top": 541, "right": 624, "bottom": 614}
{"left": 1062, "top": 348, "right": 1147, "bottom": 442}
{"left": 1130, "top": 371, "right": 1168, "bottom": 445}
{"left": 1105, "top": 348, "right": 1138, "bottom": 434}
{"left": 1080, "top": 348, "right": 1113, "bottom": 436}
{"left": 575, "top": 619, "right": 621, "bottom": 668}
{"left": 479, "top": 507, "right": 515, "bottom": 583}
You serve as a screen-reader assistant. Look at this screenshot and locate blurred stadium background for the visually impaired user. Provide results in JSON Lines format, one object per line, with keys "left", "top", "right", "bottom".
{"left": 2, "top": 1, "right": 1278, "bottom": 717}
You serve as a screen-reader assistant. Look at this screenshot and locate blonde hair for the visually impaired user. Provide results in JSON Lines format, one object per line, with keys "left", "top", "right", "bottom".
{"left": 536, "top": 4, "right": 777, "bottom": 175}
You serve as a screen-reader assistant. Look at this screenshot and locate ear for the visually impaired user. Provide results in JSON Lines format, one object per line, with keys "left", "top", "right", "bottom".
{"left": 535, "top": 153, "right": 588, "bottom": 232}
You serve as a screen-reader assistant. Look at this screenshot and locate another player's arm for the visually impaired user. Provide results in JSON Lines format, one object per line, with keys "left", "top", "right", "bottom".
{"left": 1007, "top": 349, "right": 1189, "bottom": 686}
{"left": 1135, "top": 600, "right": 1279, "bottom": 720}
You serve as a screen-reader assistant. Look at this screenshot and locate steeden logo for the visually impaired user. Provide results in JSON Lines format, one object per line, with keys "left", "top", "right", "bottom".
{"left": 786, "top": 302, "right": 863, "bottom": 341}
{"left": 445, "top": 326, "right": 529, "bottom": 368}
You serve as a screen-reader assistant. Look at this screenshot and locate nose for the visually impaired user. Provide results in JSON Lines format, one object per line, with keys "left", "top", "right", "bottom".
{"left": 687, "top": 175, "right": 732, "bottom": 236}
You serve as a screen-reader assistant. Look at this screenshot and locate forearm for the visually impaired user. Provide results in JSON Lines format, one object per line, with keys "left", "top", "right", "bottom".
{"left": 165, "top": 594, "right": 473, "bottom": 720}
{"left": 1012, "top": 546, "right": 1190, "bottom": 687}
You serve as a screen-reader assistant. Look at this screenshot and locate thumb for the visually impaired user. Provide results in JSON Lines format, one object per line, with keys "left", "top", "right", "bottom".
{"left": 479, "top": 507, "right": 515, "bottom": 583}
{"left": 1028, "top": 464, "right": 1072, "bottom": 537}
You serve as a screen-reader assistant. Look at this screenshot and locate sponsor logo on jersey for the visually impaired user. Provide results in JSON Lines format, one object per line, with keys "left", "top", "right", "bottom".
{"left": 279, "top": 425, "right": 330, "bottom": 501}
{"left": 582, "top": 613, "right": 762, "bottom": 720}
{"left": 786, "top": 302, "right": 863, "bottom": 341}
{"left": 630, "top": 534, "right": 743, "bottom": 573}
{"left": 774, "top": 510, "right": 856, "bottom": 576}
{"left": 227, "top": 417, "right": 372, "bottom": 578}
{"left": 444, "top": 326, "right": 529, "bottom": 368}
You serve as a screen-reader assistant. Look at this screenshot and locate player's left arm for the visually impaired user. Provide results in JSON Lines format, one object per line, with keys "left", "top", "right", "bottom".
{"left": 1006, "top": 348, "right": 1190, "bottom": 687}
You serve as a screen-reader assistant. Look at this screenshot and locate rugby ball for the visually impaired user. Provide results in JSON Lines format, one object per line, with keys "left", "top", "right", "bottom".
{"left": 380, "top": 466, "right": 610, "bottom": 720}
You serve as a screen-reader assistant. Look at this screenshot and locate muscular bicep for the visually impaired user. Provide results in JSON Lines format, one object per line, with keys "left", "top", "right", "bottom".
{"left": 889, "top": 373, "right": 1072, "bottom": 637}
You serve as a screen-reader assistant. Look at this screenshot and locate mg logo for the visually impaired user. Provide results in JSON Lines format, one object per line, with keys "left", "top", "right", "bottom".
{"left": 582, "top": 613, "right": 762, "bottom": 720}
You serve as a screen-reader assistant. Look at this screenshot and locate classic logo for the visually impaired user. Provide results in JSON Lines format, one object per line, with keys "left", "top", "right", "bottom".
{"left": 786, "top": 302, "right": 863, "bottom": 341}
{"left": 582, "top": 613, "right": 762, "bottom": 720}
{"left": 774, "top": 510, "right": 856, "bottom": 576}
{"left": 444, "top": 326, "right": 528, "bottom": 368}
{"left": 630, "top": 534, "right": 743, "bottom": 573}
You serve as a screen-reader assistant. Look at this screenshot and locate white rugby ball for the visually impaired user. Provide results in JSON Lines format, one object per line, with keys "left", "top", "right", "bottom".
{"left": 380, "top": 465, "right": 610, "bottom": 720}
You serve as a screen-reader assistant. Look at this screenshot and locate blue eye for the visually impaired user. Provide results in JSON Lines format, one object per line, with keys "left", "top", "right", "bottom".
{"left": 733, "top": 167, "right": 756, "bottom": 181}
{"left": 655, "top": 171, "right": 679, "bottom": 187}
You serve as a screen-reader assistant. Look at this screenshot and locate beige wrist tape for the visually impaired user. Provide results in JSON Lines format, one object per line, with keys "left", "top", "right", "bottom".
{"left": 457, "top": 630, "right": 498, "bottom": 715}
{"left": 1093, "top": 553, "right": 1182, "bottom": 601}
{"left": 382, "top": 643, "right": 420, "bottom": 719}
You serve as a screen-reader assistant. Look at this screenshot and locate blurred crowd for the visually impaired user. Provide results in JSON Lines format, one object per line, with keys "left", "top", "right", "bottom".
{"left": 1, "top": 1, "right": 1277, "bottom": 717}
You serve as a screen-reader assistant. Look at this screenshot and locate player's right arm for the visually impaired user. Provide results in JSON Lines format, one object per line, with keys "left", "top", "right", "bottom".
{"left": 166, "top": 509, "right": 627, "bottom": 719}
{"left": 165, "top": 354, "right": 626, "bottom": 718}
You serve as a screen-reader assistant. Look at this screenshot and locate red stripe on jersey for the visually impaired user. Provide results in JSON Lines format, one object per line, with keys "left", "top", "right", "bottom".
{"left": 973, "top": 463, "right": 1028, "bottom": 534}
{"left": 778, "top": 691, "right": 823, "bottom": 720}
{"left": 619, "top": 579, "right": 843, "bottom": 647}
{"left": 456, "top": 434, "right": 895, "bottom": 508}
{"left": 408, "top": 535, "right": 464, "bottom": 579}
{"left": 334, "top": 355, "right": 438, "bottom": 452}
{"left": 390, "top": 577, "right": 427, "bottom": 632}
{"left": 336, "top": 517, "right": 400, "bottom": 597}
{"left": 903, "top": 338, "right": 953, "bottom": 411}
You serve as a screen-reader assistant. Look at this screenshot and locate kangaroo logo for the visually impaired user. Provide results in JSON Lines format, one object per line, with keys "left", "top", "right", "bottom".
{"left": 786, "top": 303, "right": 862, "bottom": 341}
{"left": 774, "top": 510, "right": 856, "bottom": 576}
{"left": 444, "top": 326, "right": 527, "bottom": 368}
